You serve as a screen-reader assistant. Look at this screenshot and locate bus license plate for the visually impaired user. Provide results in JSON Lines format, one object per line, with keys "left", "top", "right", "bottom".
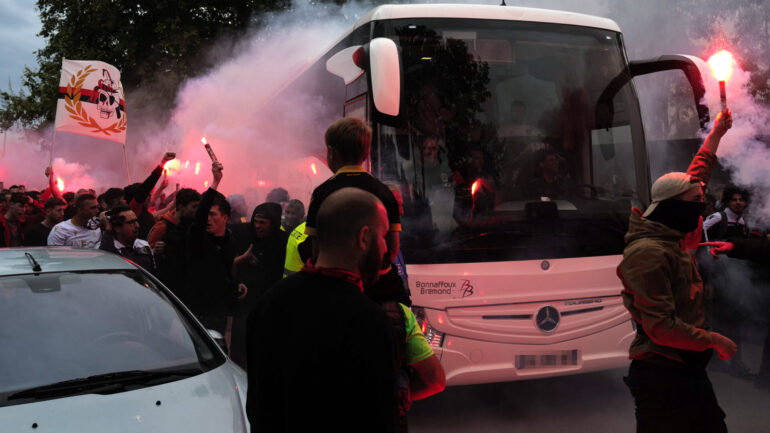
{"left": 515, "top": 350, "right": 579, "bottom": 370}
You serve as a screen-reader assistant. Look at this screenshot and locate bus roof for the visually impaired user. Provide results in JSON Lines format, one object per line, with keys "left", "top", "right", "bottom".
{"left": 352, "top": 4, "right": 621, "bottom": 33}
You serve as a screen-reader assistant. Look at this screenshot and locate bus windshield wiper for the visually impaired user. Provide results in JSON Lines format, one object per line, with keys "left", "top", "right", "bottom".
{"left": 2, "top": 367, "right": 201, "bottom": 405}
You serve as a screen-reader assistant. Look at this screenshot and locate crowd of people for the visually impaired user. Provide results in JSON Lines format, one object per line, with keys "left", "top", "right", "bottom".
{"left": 6, "top": 111, "right": 770, "bottom": 432}
{"left": 0, "top": 117, "right": 446, "bottom": 432}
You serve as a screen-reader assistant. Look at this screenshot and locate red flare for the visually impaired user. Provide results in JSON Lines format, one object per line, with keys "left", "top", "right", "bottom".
{"left": 707, "top": 50, "right": 735, "bottom": 82}
{"left": 163, "top": 159, "right": 181, "bottom": 177}
{"left": 471, "top": 178, "right": 482, "bottom": 197}
{"left": 56, "top": 177, "right": 65, "bottom": 192}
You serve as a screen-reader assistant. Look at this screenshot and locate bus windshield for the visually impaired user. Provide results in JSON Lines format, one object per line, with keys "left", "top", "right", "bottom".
{"left": 373, "top": 18, "right": 644, "bottom": 264}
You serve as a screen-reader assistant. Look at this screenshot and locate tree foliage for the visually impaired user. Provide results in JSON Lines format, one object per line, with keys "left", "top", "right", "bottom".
{"left": 0, "top": 0, "right": 290, "bottom": 129}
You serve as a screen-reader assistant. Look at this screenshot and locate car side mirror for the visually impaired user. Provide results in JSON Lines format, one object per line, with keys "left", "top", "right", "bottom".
{"left": 207, "top": 329, "right": 228, "bottom": 353}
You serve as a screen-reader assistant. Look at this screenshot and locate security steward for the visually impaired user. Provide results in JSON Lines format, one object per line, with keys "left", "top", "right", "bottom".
{"left": 283, "top": 220, "right": 307, "bottom": 277}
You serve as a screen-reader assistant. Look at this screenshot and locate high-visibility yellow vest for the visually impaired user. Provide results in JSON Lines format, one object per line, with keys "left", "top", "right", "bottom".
{"left": 283, "top": 222, "right": 307, "bottom": 278}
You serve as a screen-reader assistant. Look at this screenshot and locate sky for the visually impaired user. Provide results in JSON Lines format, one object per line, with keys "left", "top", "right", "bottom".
{"left": 0, "top": 0, "right": 44, "bottom": 93}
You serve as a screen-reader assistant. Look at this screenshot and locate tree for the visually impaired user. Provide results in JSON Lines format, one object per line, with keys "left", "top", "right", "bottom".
{"left": 0, "top": 0, "right": 290, "bottom": 129}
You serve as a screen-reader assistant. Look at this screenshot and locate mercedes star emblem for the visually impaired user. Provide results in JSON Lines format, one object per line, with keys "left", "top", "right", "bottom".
{"left": 536, "top": 305, "right": 560, "bottom": 332}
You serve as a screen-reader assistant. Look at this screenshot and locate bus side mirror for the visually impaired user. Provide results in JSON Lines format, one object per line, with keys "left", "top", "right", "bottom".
{"left": 327, "top": 38, "right": 404, "bottom": 126}
{"left": 367, "top": 38, "right": 402, "bottom": 117}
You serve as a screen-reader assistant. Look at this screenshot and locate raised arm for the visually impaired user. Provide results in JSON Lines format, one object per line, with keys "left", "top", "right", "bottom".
{"left": 149, "top": 175, "right": 169, "bottom": 208}
{"left": 189, "top": 162, "right": 223, "bottom": 252}
{"left": 128, "top": 152, "right": 175, "bottom": 213}
{"left": 687, "top": 109, "right": 732, "bottom": 185}
{"left": 41, "top": 166, "right": 65, "bottom": 203}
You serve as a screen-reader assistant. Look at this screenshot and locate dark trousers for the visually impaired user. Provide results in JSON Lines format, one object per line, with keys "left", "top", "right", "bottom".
{"left": 624, "top": 360, "right": 728, "bottom": 433}
{"left": 760, "top": 320, "right": 770, "bottom": 385}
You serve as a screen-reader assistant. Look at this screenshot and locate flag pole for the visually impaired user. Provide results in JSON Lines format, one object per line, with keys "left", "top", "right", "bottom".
{"left": 50, "top": 57, "right": 64, "bottom": 167}
{"left": 48, "top": 129, "right": 57, "bottom": 167}
{"left": 122, "top": 143, "right": 131, "bottom": 183}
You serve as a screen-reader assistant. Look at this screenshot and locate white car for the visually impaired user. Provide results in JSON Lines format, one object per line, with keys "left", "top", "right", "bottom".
{"left": 0, "top": 247, "right": 249, "bottom": 432}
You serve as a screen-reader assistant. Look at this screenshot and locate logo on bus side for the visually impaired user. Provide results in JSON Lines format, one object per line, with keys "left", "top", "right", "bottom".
{"left": 461, "top": 280, "right": 474, "bottom": 297}
{"left": 416, "top": 280, "right": 455, "bottom": 295}
{"left": 416, "top": 279, "right": 474, "bottom": 297}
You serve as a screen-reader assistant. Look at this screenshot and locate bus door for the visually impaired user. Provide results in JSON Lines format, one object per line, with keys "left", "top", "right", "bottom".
{"left": 595, "top": 54, "right": 718, "bottom": 193}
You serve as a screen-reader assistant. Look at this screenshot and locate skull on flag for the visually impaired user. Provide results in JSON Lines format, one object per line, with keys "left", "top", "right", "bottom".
{"left": 92, "top": 69, "right": 123, "bottom": 119}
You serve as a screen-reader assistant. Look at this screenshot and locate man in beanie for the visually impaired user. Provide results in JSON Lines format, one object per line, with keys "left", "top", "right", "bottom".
{"left": 618, "top": 109, "right": 734, "bottom": 433}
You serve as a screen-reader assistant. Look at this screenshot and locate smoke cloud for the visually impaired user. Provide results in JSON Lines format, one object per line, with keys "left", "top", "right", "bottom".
{"left": 2, "top": 0, "right": 770, "bottom": 217}
{"left": 2, "top": 0, "right": 372, "bottom": 208}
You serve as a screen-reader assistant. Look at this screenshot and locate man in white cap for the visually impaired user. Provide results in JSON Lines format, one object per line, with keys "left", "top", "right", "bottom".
{"left": 618, "top": 109, "right": 734, "bottom": 433}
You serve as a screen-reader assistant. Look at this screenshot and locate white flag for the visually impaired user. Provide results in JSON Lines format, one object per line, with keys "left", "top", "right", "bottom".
{"left": 55, "top": 59, "right": 127, "bottom": 144}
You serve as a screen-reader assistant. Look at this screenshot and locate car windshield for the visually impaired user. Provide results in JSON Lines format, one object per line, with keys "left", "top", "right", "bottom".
{"left": 374, "top": 19, "right": 643, "bottom": 263}
{"left": 0, "top": 270, "right": 224, "bottom": 399}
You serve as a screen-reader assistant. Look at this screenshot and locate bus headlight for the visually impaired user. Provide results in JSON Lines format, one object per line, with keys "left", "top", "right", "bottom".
{"left": 412, "top": 306, "right": 445, "bottom": 349}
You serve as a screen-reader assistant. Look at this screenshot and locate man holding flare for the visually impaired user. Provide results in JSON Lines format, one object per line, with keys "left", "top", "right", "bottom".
{"left": 618, "top": 108, "right": 733, "bottom": 433}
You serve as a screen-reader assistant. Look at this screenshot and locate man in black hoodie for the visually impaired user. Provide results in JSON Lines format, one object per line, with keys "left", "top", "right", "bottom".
{"left": 183, "top": 161, "right": 247, "bottom": 337}
{"left": 230, "top": 201, "right": 289, "bottom": 368}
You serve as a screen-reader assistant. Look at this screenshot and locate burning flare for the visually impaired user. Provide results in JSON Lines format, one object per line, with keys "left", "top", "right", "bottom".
{"left": 310, "top": 163, "right": 317, "bottom": 175}
{"left": 56, "top": 176, "right": 65, "bottom": 192}
{"left": 707, "top": 50, "right": 735, "bottom": 82}
{"left": 195, "top": 162, "right": 201, "bottom": 175}
{"left": 201, "top": 137, "right": 208, "bottom": 145}
{"left": 163, "top": 159, "right": 181, "bottom": 177}
{"left": 471, "top": 179, "right": 482, "bottom": 197}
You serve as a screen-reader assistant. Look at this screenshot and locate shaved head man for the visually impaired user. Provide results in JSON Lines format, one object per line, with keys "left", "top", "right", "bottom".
{"left": 315, "top": 188, "right": 389, "bottom": 286}
{"left": 247, "top": 187, "right": 395, "bottom": 433}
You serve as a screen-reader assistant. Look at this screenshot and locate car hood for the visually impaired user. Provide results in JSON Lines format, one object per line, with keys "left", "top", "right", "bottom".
{"left": 0, "top": 361, "right": 249, "bottom": 432}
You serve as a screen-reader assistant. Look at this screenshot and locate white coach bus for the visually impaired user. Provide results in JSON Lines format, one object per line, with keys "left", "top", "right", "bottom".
{"left": 278, "top": 4, "right": 713, "bottom": 385}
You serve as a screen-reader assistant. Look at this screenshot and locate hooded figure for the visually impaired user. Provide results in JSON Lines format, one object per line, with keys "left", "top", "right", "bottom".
{"left": 617, "top": 109, "right": 733, "bottom": 433}
{"left": 230, "top": 202, "right": 289, "bottom": 368}
{"left": 231, "top": 202, "right": 288, "bottom": 300}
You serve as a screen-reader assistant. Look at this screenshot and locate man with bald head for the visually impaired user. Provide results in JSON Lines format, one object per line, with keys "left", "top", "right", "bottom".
{"left": 246, "top": 187, "right": 394, "bottom": 433}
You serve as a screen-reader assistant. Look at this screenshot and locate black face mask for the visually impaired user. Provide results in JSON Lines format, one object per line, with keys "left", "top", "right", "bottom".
{"left": 647, "top": 199, "right": 706, "bottom": 234}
